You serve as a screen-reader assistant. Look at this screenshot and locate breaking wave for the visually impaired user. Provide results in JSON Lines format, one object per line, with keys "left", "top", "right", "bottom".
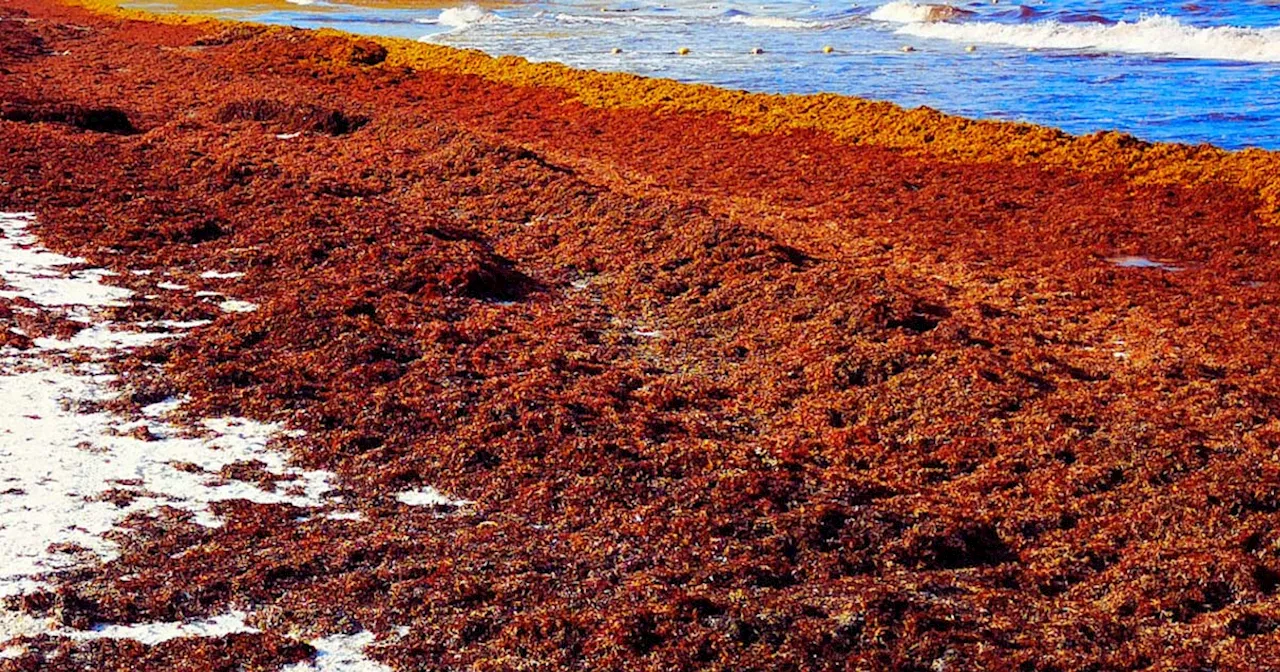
{"left": 433, "top": 5, "right": 499, "bottom": 32}
{"left": 891, "top": 12, "right": 1280, "bottom": 63}
{"left": 868, "top": 1, "right": 964, "bottom": 24}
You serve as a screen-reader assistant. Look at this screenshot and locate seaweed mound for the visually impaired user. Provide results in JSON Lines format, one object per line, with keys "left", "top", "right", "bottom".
{"left": 214, "top": 99, "right": 366, "bottom": 136}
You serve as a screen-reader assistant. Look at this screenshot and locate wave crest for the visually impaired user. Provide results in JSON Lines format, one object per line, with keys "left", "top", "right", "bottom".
{"left": 727, "top": 15, "right": 819, "bottom": 30}
{"left": 438, "top": 5, "right": 497, "bottom": 30}
{"left": 896, "top": 14, "right": 1280, "bottom": 62}
{"left": 869, "top": 2, "right": 973, "bottom": 24}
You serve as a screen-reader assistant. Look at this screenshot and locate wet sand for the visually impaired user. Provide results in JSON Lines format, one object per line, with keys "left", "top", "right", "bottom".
{"left": 2, "top": 1, "right": 1280, "bottom": 670}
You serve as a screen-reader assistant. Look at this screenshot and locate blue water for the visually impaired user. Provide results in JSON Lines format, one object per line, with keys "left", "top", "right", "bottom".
{"left": 136, "top": 0, "right": 1280, "bottom": 150}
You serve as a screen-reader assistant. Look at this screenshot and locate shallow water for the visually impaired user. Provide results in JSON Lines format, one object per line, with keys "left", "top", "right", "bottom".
{"left": 137, "top": 0, "right": 1280, "bottom": 150}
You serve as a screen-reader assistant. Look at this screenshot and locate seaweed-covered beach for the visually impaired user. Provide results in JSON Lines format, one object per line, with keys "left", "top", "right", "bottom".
{"left": 2, "top": 1, "right": 1280, "bottom": 669}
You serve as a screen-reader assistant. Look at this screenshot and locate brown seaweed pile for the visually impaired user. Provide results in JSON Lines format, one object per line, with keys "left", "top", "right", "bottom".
{"left": 2, "top": 1, "right": 1280, "bottom": 670}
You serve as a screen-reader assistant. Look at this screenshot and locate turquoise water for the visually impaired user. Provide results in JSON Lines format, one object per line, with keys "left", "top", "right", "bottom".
{"left": 140, "top": 1, "right": 1280, "bottom": 149}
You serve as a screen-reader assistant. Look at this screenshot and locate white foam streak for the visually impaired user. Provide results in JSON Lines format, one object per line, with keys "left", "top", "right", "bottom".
{"left": 438, "top": 5, "right": 496, "bottom": 30}
{"left": 897, "top": 14, "right": 1280, "bottom": 62}
{"left": 727, "top": 15, "right": 817, "bottom": 30}
{"left": 551, "top": 13, "right": 676, "bottom": 27}
{"left": 869, "top": 1, "right": 958, "bottom": 24}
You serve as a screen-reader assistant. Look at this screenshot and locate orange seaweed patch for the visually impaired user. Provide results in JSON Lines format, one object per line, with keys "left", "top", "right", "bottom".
{"left": 380, "top": 44, "right": 1280, "bottom": 220}
{"left": 69, "top": 0, "right": 1280, "bottom": 224}
{"left": 4, "top": 2, "right": 1280, "bottom": 671}
{"left": 145, "top": 0, "right": 504, "bottom": 10}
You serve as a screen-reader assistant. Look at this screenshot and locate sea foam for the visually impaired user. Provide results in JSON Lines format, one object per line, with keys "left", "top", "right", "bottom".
{"left": 892, "top": 12, "right": 1280, "bottom": 63}
{"left": 438, "top": 5, "right": 497, "bottom": 30}
{"left": 868, "top": 1, "right": 960, "bottom": 24}
{"left": 727, "top": 15, "right": 820, "bottom": 30}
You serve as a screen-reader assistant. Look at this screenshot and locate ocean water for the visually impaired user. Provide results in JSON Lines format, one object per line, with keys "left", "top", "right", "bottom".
{"left": 139, "top": 0, "right": 1280, "bottom": 150}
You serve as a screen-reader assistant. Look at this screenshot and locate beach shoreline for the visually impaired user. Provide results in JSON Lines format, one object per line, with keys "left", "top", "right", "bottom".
{"left": 69, "top": 0, "right": 1280, "bottom": 225}
{"left": 3, "top": 1, "right": 1280, "bottom": 670}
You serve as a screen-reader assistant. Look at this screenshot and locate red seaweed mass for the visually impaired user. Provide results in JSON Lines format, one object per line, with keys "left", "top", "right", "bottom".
{"left": 2, "top": 1, "right": 1280, "bottom": 670}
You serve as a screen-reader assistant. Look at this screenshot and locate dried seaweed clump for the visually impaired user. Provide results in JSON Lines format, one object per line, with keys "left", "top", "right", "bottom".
{"left": 191, "top": 23, "right": 265, "bottom": 47}
{"left": 214, "top": 99, "right": 367, "bottom": 136}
